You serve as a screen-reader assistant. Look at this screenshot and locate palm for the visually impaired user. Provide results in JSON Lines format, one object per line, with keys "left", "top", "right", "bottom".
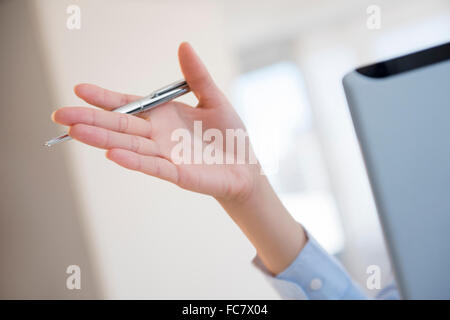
{"left": 145, "top": 100, "right": 257, "bottom": 200}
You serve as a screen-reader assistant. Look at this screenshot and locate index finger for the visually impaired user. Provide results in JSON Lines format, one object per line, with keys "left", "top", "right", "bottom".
{"left": 52, "top": 107, "right": 152, "bottom": 139}
{"left": 74, "top": 83, "right": 141, "bottom": 111}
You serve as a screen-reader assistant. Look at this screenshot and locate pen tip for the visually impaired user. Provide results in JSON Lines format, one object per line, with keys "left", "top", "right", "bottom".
{"left": 43, "top": 133, "right": 72, "bottom": 147}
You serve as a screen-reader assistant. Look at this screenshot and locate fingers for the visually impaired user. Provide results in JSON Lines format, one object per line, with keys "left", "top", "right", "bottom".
{"left": 74, "top": 83, "right": 141, "bottom": 111}
{"left": 178, "top": 42, "right": 222, "bottom": 105}
{"left": 52, "top": 107, "right": 152, "bottom": 139}
{"left": 106, "top": 148, "right": 179, "bottom": 184}
{"left": 69, "top": 124, "right": 160, "bottom": 156}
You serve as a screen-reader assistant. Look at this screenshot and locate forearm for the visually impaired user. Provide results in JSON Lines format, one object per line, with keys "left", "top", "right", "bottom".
{"left": 216, "top": 174, "right": 307, "bottom": 275}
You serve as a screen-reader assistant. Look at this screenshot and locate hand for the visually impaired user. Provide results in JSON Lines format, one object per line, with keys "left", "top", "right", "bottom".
{"left": 52, "top": 42, "right": 260, "bottom": 203}
{"left": 52, "top": 42, "right": 306, "bottom": 275}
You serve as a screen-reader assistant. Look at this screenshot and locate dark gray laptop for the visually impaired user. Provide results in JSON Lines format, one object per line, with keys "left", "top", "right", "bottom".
{"left": 343, "top": 42, "right": 450, "bottom": 299}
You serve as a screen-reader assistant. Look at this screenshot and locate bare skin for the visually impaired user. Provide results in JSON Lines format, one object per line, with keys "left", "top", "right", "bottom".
{"left": 52, "top": 42, "right": 307, "bottom": 275}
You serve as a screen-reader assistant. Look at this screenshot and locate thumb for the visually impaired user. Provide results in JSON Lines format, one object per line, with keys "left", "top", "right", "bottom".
{"left": 178, "top": 42, "right": 222, "bottom": 105}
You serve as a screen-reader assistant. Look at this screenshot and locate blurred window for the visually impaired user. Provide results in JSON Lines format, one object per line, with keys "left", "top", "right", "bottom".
{"left": 232, "top": 61, "right": 345, "bottom": 254}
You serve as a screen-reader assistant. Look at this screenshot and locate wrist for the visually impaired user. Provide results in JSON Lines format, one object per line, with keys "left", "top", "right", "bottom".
{"left": 216, "top": 168, "right": 307, "bottom": 275}
{"left": 215, "top": 167, "right": 269, "bottom": 215}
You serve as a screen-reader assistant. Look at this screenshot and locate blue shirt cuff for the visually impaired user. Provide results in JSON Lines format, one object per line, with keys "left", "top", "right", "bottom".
{"left": 252, "top": 230, "right": 367, "bottom": 300}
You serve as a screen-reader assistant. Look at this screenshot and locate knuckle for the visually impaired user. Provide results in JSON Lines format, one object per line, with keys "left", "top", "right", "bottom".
{"left": 136, "top": 155, "right": 142, "bottom": 171}
{"left": 90, "top": 109, "right": 97, "bottom": 126}
{"left": 146, "top": 117, "right": 153, "bottom": 139}
{"left": 153, "top": 141, "right": 162, "bottom": 157}
{"left": 102, "top": 129, "right": 110, "bottom": 148}
{"left": 153, "top": 159, "right": 161, "bottom": 177}
{"left": 131, "top": 135, "right": 141, "bottom": 153}
{"left": 118, "top": 115, "right": 129, "bottom": 133}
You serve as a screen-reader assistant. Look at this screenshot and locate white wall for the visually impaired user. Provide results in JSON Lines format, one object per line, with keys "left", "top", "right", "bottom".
{"left": 29, "top": 0, "right": 278, "bottom": 298}
{"left": 0, "top": 0, "right": 99, "bottom": 299}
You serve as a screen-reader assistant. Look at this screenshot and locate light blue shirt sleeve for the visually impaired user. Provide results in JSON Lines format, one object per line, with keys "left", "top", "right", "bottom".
{"left": 252, "top": 231, "right": 400, "bottom": 300}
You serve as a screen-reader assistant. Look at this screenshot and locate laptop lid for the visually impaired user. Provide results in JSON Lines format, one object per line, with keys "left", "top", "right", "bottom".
{"left": 343, "top": 42, "right": 450, "bottom": 299}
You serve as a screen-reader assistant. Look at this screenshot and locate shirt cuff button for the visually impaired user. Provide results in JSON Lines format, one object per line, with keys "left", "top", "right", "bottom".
{"left": 310, "top": 278, "right": 323, "bottom": 291}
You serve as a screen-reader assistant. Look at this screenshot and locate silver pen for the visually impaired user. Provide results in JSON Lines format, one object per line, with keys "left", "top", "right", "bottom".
{"left": 44, "top": 79, "right": 190, "bottom": 147}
